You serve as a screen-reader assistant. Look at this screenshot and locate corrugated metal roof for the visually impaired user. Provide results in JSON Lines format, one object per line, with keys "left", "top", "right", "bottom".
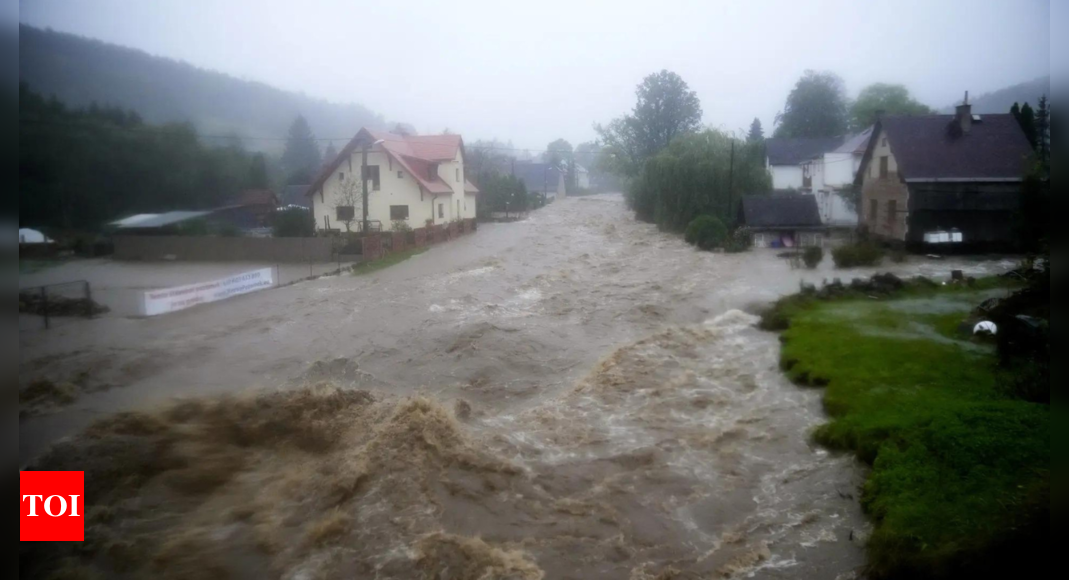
{"left": 741, "top": 195, "right": 823, "bottom": 228}
{"left": 115, "top": 211, "right": 211, "bottom": 229}
{"left": 109, "top": 213, "right": 160, "bottom": 227}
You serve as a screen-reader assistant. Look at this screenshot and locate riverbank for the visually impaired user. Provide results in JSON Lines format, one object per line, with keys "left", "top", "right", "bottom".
{"left": 763, "top": 275, "right": 1049, "bottom": 578}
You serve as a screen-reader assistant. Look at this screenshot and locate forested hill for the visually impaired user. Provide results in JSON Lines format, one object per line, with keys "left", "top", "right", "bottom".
{"left": 18, "top": 25, "right": 385, "bottom": 151}
{"left": 941, "top": 76, "right": 1050, "bottom": 114}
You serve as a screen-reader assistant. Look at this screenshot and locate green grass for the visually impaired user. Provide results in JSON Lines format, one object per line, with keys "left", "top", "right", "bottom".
{"left": 350, "top": 247, "right": 427, "bottom": 276}
{"left": 775, "top": 286, "right": 1048, "bottom": 578}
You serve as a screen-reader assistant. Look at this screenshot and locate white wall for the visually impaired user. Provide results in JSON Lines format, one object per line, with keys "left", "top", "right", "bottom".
{"left": 311, "top": 145, "right": 476, "bottom": 232}
{"left": 769, "top": 164, "right": 803, "bottom": 189}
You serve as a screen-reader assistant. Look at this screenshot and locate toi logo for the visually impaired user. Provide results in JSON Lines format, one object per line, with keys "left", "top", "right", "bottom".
{"left": 20, "top": 471, "right": 84, "bottom": 541}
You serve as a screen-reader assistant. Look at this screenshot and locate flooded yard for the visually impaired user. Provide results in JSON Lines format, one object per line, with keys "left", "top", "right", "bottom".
{"left": 19, "top": 194, "right": 1015, "bottom": 579}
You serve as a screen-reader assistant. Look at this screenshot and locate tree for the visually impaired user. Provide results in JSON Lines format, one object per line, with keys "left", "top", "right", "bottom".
{"left": 332, "top": 176, "right": 361, "bottom": 232}
{"left": 849, "top": 83, "right": 933, "bottom": 130}
{"left": 322, "top": 142, "right": 338, "bottom": 164}
{"left": 1036, "top": 95, "right": 1050, "bottom": 171}
{"left": 773, "top": 70, "right": 849, "bottom": 138}
{"left": 544, "top": 138, "right": 573, "bottom": 167}
{"left": 1018, "top": 102, "right": 1038, "bottom": 149}
{"left": 247, "top": 153, "right": 269, "bottom": 189}
{"left": 626, "top": 129, "right": 771, "bottom": 229}
{"left": 280, "top": 115, "right": 321, "bottom": 181}
{"left": 747, "top": 118, "right": 764, "bottom": 143}
{"left": 596, "top": 70, "right": 702, "bottom": 177}
{"left": 574, "top": 142, "right": 600, "bottom": 170}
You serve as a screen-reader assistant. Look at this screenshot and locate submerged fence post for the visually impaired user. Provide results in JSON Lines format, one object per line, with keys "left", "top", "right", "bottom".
{"left": 84, "top": 281, "right": 93, "bottom": 318}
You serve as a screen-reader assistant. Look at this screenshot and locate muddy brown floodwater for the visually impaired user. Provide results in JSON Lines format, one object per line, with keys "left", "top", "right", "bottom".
{"left": 19, "top": 194, "right": 1015, "bottom": 579}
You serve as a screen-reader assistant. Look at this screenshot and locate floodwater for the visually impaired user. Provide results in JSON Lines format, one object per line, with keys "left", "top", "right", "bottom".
{"left": 19, "top": 194, "right": 1015, "bottom": 578}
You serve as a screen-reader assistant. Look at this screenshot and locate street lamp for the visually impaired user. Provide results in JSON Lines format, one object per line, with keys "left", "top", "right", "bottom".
{"left": 361, "top": 138, "right": 385, "bottom": 234}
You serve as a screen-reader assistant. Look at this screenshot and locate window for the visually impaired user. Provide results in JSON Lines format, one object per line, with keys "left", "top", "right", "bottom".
{"left": 869, "top": 199, "right": 877, "bottom": 223}
{"left": 886, "top": 199, "right": 896, "bottom": 226}
{"left": 456, "top": 199, "right": 460, "bottom": 217}
{"left": 429, "top": 164, "right": 438, "bottom": 180}
{"left": 362, "top": 165, "right": 381, "bottom": 190}
{"left": 339, "top": 172, "right": 344, "bottom": 181}
{"left": 879, "top": 156, "right": 889, "bottom": 179}
{"left": 438, "top": 203, "right": 444, "bottom": 219}
{"left": 881, "top": 137, "right": 887, "bottom": 148}
{"left": 389, "top": 205, "right": 409, "bottom": 220}
{"left": 336, "top": 206, "right": 354, "bottom": 222}
{"left": 397, "top": 170, "right": 403, "bottom": 179}
{"left": 456, "top": 168, "right": 461, "bottom": 183}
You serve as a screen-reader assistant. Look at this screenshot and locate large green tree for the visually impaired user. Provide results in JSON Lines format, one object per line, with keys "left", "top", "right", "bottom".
{"left": 596, "top": 70, "right": 702, "bottom": 177}
{"left": 627, "top": 129, "right": 770, "bottom": 228}
{"left": 544, "top": 138, "right": 573, "bottom": 167}
{"left": 773, "top": 70, "right": 849, "bottom": 138}
{"left": 849, "top": 83, "right": 933, "bottom": 130}
{"left": 280, "top": 115, "right": 321, "bottom": 181}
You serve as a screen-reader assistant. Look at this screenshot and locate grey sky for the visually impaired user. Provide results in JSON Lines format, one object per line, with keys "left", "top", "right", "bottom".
{"left": 17, "top": 0, "right": 1051, "bottom": 150}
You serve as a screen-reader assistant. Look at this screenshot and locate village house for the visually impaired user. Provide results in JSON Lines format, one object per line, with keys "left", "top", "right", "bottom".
{"left": 856, "top": 98, "right": 1033, "bottom": 246}
{"left": 764, "top": 137, "right": 844, "bottom": 190}
{"left": 799, "top": 127, "right": 870, "bottom": 226}
{"left": 306, "top": 128, "right": 479, "bottom": 232}
{"left": 739, "top": 194, "right": 826, "bottom": 248}
{"left": 512, "top": 162, "right": 566, "bottom": 202}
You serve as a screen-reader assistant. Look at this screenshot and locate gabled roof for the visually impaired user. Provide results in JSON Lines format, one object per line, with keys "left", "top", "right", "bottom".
{"left": 859, "top": 114, "right": 1032, "bottom": 183}
{"left": 832, "top": 126, "right": 873, "bottom": 155}
{"left": 765, "top": 137, "right": 845, "bottom": 165}
{"left": 740, "top": 194, "right": 823, "bottom": 228}
{"left": 306, "top": 128, "right": 473, "bottom": 197}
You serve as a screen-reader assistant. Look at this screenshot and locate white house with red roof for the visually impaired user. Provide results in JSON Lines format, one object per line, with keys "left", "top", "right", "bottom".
{"left": 306, "top": 128, "right": 478, "bottom": 232}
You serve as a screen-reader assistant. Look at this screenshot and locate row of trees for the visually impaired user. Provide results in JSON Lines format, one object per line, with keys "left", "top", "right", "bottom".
{"left": 19, "top": 83, "right": 274, "bottom": 232}
{"left": 770, "top": 72, "right": 934, "bottom": 139}
{"left": 475, "top": 172, "right": 529, "bottom": 218}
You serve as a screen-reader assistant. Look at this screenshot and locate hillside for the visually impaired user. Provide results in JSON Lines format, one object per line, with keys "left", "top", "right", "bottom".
{"left": 941, "top": 76, "right": 1050, "bottom": 114}
{"left": 18, "top": 25, "right": 385, "bottom": 152}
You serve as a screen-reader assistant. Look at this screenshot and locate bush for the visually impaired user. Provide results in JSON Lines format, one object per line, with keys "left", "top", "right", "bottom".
{"left": 684, "top": 215, "right": 727, "bottom": 250}
{"left": 723, "top": 227, "right": 752, "bottom": 253}
{"left": 832, "top": 241, "right": 883, "bottom": 268}
{"left": 391, "top": 220, "right": 412, "bottom": 233}
{"left": 802, "top": 246, "right": 823, "bottom": 268}
{"left": 271, "top": 208, "right": 314, "bottom": 237}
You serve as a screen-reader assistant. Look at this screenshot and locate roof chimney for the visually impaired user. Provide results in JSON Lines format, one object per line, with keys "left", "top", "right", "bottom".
{"left": 954, "top": 91, "right": 972, "bottom": 134}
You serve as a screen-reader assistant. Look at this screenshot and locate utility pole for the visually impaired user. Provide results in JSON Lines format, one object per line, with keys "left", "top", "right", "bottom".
{"left": 727, "top": 139, "right": 736, "bottom": 226}
{"left": 361, "top": 143, "right": 370, "bottom": 235}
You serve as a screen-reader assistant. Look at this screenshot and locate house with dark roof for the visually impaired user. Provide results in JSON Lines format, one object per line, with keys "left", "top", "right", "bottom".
{"left": 511, "top": 162, "right": 566, "bottom": 202}
{"left": 306, "top": 128, "right": 479, "bottom": 232}
{"left": 856, "top": 98, "right": 1032, "bottom": 245}
{"left": 764, "top": 137, "right": 845, "bottom": 190}
{"left": 738, "top": 194, "right": 826, "bottom": 248}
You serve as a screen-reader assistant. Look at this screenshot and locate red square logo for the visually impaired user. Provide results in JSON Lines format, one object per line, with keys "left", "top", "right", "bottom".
{"left": 20, "top": 471, "right": 84, "bottom": 541}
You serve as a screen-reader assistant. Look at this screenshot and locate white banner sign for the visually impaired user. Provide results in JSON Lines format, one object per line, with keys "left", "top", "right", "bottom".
{"left": 143, "top": 268, "right": 274, "bottom": 316}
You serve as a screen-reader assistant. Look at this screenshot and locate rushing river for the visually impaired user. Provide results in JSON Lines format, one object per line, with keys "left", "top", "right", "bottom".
{"left": 20, "top": 194, "right": 1015, "bottom": 578}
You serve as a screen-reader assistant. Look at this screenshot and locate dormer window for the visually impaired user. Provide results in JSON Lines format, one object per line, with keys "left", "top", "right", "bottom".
{"left": 428, "top": 164, "right": 438, "bottom": 180}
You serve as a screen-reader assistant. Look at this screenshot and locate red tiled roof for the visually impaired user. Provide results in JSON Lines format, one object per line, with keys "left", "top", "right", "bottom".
{"left": 306, "top": 128, "right": 472, "bottom": 197}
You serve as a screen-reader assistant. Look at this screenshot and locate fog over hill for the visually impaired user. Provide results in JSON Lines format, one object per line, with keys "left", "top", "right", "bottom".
{"left": 940, "top": 76, "right": 1050, "bottom": 114}
{"left": 18, "top": 25, "right": 387, "bottom": 152}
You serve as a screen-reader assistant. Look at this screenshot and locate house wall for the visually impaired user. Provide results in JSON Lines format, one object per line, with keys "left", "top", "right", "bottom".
{"left": 311, "top": 146, "right": 476, "bottom": 232}
{"left": 907, "top": 182, "right": 1020, "bottom": 244}
{"left": 768, "top": 162, "right": 803, "bottom": 189}
{"left": 860, "top": 132, "right": 909, "bottom": 240}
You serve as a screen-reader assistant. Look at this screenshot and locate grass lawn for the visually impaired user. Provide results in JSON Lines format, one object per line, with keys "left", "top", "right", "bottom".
{"left": 773, "top": 284, "right": 1048, "bottom": 578}
{"left": 350, "top": 247, "right": 427, "bottom": 276}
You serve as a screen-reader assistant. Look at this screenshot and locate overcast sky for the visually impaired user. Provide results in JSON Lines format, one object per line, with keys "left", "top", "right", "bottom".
{"left": 15, "top": 0, "right": 1053, "bottom": 150}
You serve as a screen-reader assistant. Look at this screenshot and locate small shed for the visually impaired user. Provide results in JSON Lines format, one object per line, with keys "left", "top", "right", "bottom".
{"left": 739, "top": 194, "right": 826, "bottom": 248}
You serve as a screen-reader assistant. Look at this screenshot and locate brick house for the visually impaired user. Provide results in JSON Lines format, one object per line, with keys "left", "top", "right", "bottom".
{"left": 855, "top": 98, "right": 1033, "bottom": 246}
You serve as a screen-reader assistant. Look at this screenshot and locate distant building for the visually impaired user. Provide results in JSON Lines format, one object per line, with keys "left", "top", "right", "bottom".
{"left": 574, "top": 164, "right": 590, "bottom": 189}
{"left": 306, "top": 128, "right": 478, "bottom": 232}
{"left": 800, "top": 128, "right": 871, "bottom": 226}
{"left": 512, "top": 162, "right": 566, "bottom": 201}
{"left": 856, "top": 98, "right": 1032, "bottom": 246}
{"left": 216, "top": 189, "right": 279, "bottom": 230}
{"left": 739, "top": 194, "right": 826, "bottom": 248}
{"left": 764, "top": 137, "right": 844, "bottom": 190}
